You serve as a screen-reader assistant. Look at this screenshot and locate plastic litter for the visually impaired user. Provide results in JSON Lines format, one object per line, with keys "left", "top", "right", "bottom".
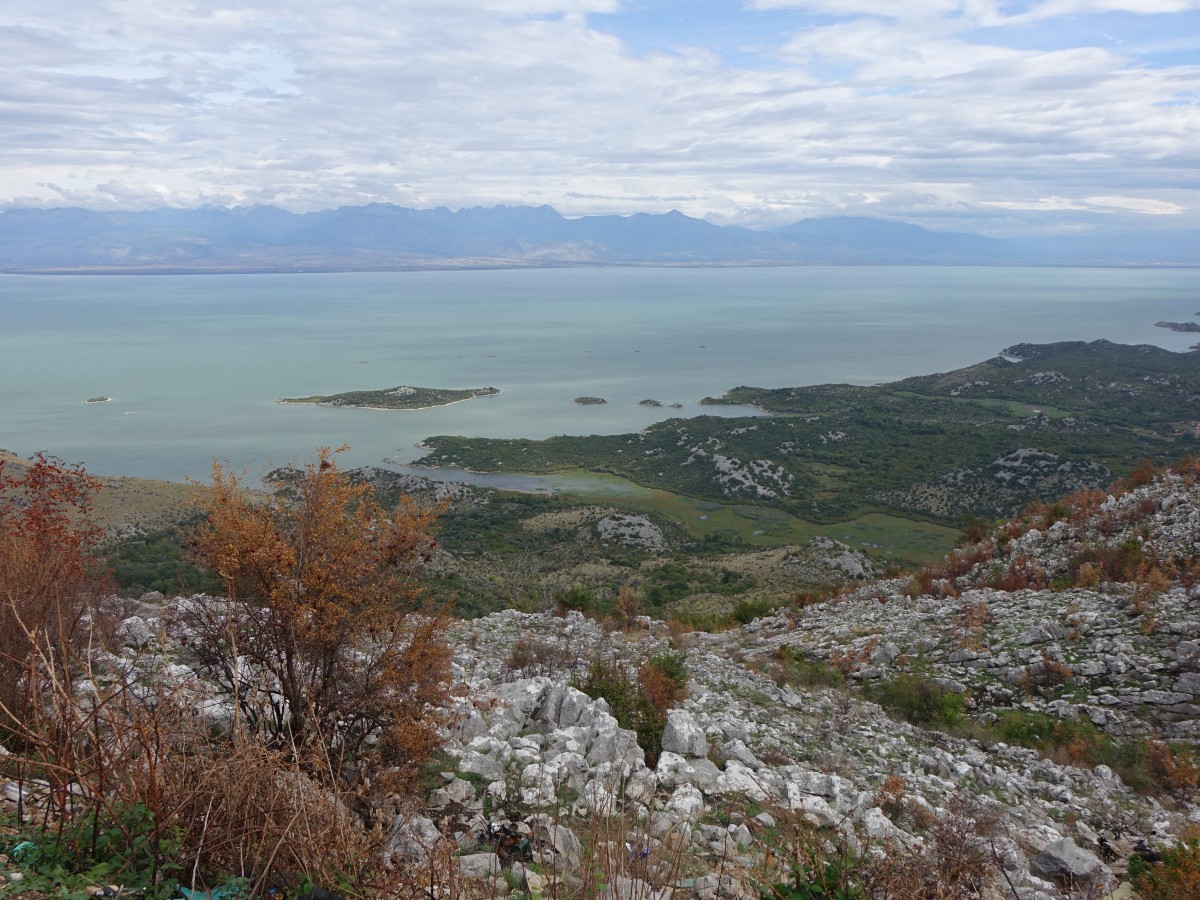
{"left": 9, "top": 840, "right": 38, "bottom": 864}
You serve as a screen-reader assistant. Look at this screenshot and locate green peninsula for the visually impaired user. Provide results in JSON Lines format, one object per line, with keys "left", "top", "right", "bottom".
{"left": 414, "top": 341, "right": 1200, "bottom": 525}
{"left": 279, "top": 385, "right": 500, "bottom": 410}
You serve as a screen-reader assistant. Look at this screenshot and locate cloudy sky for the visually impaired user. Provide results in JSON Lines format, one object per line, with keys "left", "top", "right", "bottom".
{"left": 3, "top": 0, "right": 1198, "bottom": 234}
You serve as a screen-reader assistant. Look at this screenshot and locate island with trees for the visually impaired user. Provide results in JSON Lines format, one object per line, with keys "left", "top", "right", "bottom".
{"left": 278, "top": 385, "right": 500, "bottom": 410}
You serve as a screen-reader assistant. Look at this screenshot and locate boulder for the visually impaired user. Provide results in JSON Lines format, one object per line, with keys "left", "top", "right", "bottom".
{"left": 787, "top": 792, "right": 839, "bottom": 828}
{"left": 458, "top": 852, "right": 500, "bottom": 879}
{"left": 115, "top": 615, "right": 156, "bottom": 648}
{"left": 384, "top": 814, "right": 443, "bottom": 866}
{"left": 656, "top": 751, "right": 721, "bottom": 792}
{"left": 458, "top": 737, "right": 512, "bottom": 780}
{"left": 665, "top": 783, "right": 706, "bottom": 820}
{"left": 529, "top": 814, "right": 583, "bottom": 871}
{"left": 859, "top": 807, "right": 916, "bottom": 846}
{"left": 535, "top": 684, "right": 590, "bottom": 730}
{"left": 513, "top": 862, "right": 546, "bottom": 896}
{"left": 1030, "top": 837, "right": 1109, "bottom": 885}
{"left": 719, "top": 739, "right": 761, "bottom": 769}
{"left": 429, "top": 776, "right": 475, "bottom": 808}
{"left": 662, "top": 709, "right": 708, "bottom": 758}
{"left": 717, "top": 761, "right": 769, "bottom": 803}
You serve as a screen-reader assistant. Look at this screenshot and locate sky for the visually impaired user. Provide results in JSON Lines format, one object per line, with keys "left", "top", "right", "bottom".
{"left": 2, "top": 0, "right": 1199, "bottom": 235}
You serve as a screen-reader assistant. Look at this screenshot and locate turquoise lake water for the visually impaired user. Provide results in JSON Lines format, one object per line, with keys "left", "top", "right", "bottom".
{"left": 2, "top": 266, "right": 1198, "bottom": 483}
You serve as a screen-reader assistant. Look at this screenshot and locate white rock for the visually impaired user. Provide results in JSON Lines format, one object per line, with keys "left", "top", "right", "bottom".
{"left": 717, "top": 761, "right": 769, "bottom": 803}
{"left": 665, "top": 783, "right": 706, "bottom": 820}
{"left": 662, "top": 709, "right": 708, "bottom": 758}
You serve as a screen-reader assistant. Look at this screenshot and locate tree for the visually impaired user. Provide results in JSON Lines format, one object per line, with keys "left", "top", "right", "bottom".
{"left": 0, "top": 453, "right": 108, "bottom": 735}
{"left": 185, "top": 447, "right": 455, "bottom": 786}
{"left": 614, "top": 583, "right": 642, "bottom": 628}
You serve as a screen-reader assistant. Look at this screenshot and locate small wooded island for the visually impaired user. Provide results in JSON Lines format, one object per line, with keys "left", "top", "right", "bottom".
{"left": 278, "top": 385, "right": 500, "bottom": 410}
{"left": 1155, "top": 320, "right": 1200, "bottom": 333}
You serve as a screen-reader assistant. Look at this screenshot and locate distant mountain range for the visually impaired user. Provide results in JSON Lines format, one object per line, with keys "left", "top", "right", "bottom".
{"left": 1, "top": 203, "right": 1197, "bottom": 271}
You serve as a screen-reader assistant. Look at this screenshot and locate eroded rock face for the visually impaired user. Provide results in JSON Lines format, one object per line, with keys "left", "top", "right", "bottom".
{"left": 597, "top": 514, "right": 667, "bottom": 551}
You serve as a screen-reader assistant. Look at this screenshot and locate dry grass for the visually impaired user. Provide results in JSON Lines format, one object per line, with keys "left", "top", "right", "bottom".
{"left": 1, "top": 448, "right": 195, "bottom": 539}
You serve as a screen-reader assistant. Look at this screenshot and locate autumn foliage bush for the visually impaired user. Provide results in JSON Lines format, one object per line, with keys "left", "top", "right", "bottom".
{"left": 180, "top": 448, "right": 455, "bottom": 788}
{"left": 0, "top": 448, "right": 457, "bottom": 894}
{"left": 1133, "top": 829, "right": 1200, "bottom": 899}
{"left": 0, "top": 454, "right": 110, "bottom": 735}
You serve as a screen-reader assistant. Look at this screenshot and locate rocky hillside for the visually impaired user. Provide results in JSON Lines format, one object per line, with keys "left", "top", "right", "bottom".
{"left": 401, "top": 463, "right": 1200, "bottom": 897}
{"left": 8, "top": 467, "right": 1197, "bottom": 899}
{"left": 421, "top": 606, "right": 1183, "bottom": 899}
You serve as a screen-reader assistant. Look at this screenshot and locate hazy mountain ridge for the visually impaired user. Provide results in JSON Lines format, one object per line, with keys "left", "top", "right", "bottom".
{"left": 3, "top": 203, "right": 1197, "bottom": 271}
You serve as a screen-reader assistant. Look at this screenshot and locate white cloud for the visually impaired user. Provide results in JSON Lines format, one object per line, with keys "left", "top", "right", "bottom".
{"left": 748, "top": 0, "right": 972, "bottom": 18}
{"left": 1083, "top": 195, "right": 1186, "bottom": 214}
{"left": 982, "top": 197, "right": 1091, "bottom": 211}
{"left": 0, "top": 0, "right": 1196, "bottom": 235}
{"left": 749, "top": 0, "right": 1200, "bottom": 22}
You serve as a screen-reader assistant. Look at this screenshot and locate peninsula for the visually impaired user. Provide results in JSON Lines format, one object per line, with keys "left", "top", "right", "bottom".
{"left": 278, "top": 385, "right": 500, "bottom": 410}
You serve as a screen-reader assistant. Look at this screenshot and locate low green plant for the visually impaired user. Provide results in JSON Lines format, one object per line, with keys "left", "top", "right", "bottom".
{"left": 732, "top": 598, "right": 780, "bottom": 624}
{"left": 863, "top": 674, "right": 965, "bottom": 729}
{"left": 981, "top": 710, "right": 1200, "bottom": 798}
{"left": 575, "top": 652, "right": 689, "bottom": 766}
{"left": 773, "top": 646, "right": 845, "bottom": 689}
{"left": 0, "top": 801, "right": 184, "bottom": 899}
{"left": 765, "top": 860, "right": 865, "bottom": 900}
{"left": 107, "top": 525, "right": 222, "bottom": 598}
{"left": 761, "top": 821, "right": 866, "bottom": 900}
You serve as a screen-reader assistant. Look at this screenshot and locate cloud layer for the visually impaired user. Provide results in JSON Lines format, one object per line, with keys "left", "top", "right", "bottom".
{"left": 3, "top": 0, "right": 1198, "bottom": 234}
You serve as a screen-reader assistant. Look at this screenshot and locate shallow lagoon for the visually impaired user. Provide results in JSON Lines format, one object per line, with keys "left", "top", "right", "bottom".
{"left": 2, "top": 265, "right": 1198, "bottom": 483}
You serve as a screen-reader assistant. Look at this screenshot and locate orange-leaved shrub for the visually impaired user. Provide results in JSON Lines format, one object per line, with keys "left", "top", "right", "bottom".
{"left": 0, "top": 453, "right": 110, "bottom": 737}
{"left": 0, "top": 448, "right": 459, "bottom": 895}
{"left": 183, "top": 446, "right": 457, "bottom": 792}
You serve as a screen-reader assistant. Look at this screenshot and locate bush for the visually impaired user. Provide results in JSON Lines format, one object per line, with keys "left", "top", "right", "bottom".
{"left": 107, "top": 524, "right": 222, "bottom": 597}
{"left": 185, "top": 448, "right": 455, "bottom": 784}
{"left": 1133, "top": 830, "right": 1200, "bottom": 899}
{"left": 733, "top": 597, "right": 780, "bottom": 624}
{"left": 503, "top": 634, "right": 575, "bottom": 679}
{"left": 772, "top": 646, "right": 845, "bottom": 689}
{"left": 986, "top": 711, "right": 1200, "bottom": 798}
{"left": 863, "top": 674, "right": 965, "bottom": 729}
{"left": 1, "top": 448, "right": 455, "bottom": 895}
{"left": 0, "top": 454, "right": 110, "bottom": 736}
{"left": 576, "top": 651, "right": 689, "bottom": 767}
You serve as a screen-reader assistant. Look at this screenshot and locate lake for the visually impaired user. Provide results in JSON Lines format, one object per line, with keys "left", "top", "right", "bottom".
{"left": 3, "top": 265, "right": 1198, "bottom": 483}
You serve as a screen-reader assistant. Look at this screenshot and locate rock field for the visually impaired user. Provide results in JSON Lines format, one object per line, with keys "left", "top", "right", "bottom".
{"left": 7, "top": 470, "right": 1200, "bottom": 899}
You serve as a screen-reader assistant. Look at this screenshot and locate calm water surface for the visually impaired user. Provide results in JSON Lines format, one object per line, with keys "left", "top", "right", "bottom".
{"left": 2, "top": 266, "right": 1197, "bottom": 482}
